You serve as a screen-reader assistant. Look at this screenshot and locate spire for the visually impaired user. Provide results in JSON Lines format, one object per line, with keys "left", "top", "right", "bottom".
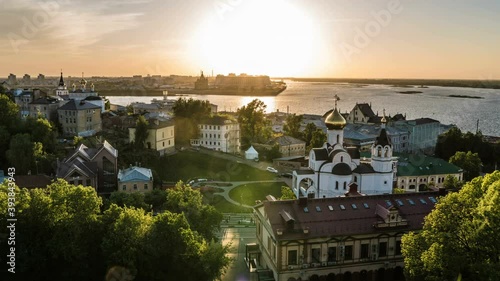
{"left": 325, "top": 94, "right": 346, "bottom": 130}
{"left": 381, "top": 109, "right": 387, "bottom": 128}
{"left": 58, "top": 70, "right": 65, "bottom": 87}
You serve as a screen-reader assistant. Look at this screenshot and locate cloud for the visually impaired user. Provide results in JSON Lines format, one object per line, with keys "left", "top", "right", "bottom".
{"left": 0, "top": 0, "right": 152, "bottom": 55}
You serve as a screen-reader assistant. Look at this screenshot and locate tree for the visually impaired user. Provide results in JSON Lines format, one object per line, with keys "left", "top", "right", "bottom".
{"left": 172, "top": 98, "right": 212, "bottom": 145}
{"left": 283, "top": 114, "right": 303, "bottom": 139}
{"left": 237, "top": 99, "right": 271, "bottom": 145}
{"left": 302, "top": 122, "right": 318, "bottom": 146}
{"left": 134, "top": 115, "right": 149, "bottom": 149}
{"left": 0, "top": 93, "right": 20, "bottom": 130}
{"left": 443, "top": 175, "right": 463, "bottom": 190}
{"left": 280, "top": 186, "right": 296, "bottom": 200}
{"left": 449, "top": 151, "right": 482, "bottom": 181}
{"left": 6, "top": 133, "right": 34, "bottom": 174}
{"left": 402, "top": 172, "right": 500, "bottom": 281}
{"left": 108, "top": 191, "right": 150, "bottom": 210}
{"left": 144, "top": 188, "right": 168, "bottom": 211}
{"left": 309, "top": 129, "right": 327, "bottom": 149}
{"left": 165, "top": 182, "right": 223, "bottom": 241}
{"left": 24, "top": 117, "right": 57, "bottom": 153}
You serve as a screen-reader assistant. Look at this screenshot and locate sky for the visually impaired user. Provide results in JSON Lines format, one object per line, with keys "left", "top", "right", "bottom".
{"left": 1, "top": 0, "right": 499, "bottom": 79}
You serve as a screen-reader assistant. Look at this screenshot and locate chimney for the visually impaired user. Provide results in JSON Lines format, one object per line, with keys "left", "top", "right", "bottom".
{"left": 298, "top": 196, "right": 307, "bottom": 206}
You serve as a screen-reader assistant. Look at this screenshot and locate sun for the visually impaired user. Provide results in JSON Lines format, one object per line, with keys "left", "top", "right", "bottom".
{"left": 192, "top": 0, "right": 320, "bottom": 77}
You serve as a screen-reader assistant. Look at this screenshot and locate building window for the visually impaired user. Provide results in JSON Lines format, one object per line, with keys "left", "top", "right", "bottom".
{"left": 354, "top": 176, "right": 358, "bottom": 183}
{"left": 379, "top": 242, "right": 387, "bottom": 257}
{"left": 395, "top": 240, "right": 402, "bottom": 256}
{"left": 343, "top": 182, "right": 347, "bottom": 190}
{"left": 144, "top": 184, "right": 148, "bottom": 190}
{"left": 122, "top": 185, "right": 126, "bottom": 191}
{"left": 86, "top": 179, "right": 91, "bottom": 186}
{"left": 335, "top": 181, "right": 339, "bottom": 190}
{"left": 133, "top": 184, "right": 137, "bottom": 190}
{"left": 288, "top": 250, "right": 297, "bottom": 265}
{"left": 311, "top": 248, "right": 321, "bottom": 263}
{"left": 162, "top": 141, "right": 165, "bottom": 147}
{"left": 327, "top": 247, "right": 336, "bottom": 262}
{"left": 340, "top": 156, "right": 344, "bottom": 162}
{"left": 344, "top": 245, "right": 353, "bottom": 260}
{"left": 360, "top": 243, "right": 369, "bottom": 259}
{"left": 78, "top": 180, "right": 83, "bottom": 185}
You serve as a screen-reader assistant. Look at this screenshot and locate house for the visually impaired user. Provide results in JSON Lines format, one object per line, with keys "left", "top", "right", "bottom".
{"left": 292, "top": 101, "right": 397, "bottom": 199}
{"left": 128, "top": 117, "right": 175, "bottom": 156}
{"left": 190, "top": 115, "right": 240, "bottom": 154}
{"left": 57, "top": 99, "right": 102, "bottom": 137}
{"left": 346, "top": 103, "right": 379, "bottom": 124}
{"left": 396, "top": 153, "right": 463, "bottom": 191}
{"left": 253, "top": 190, "right": 440, "bottom": 281}
{"left": 28, "top": 96, "right": 65, "bottom": 122}
{"left": 262, "top": 135, "right": 307, "bottom": 157}
{"left": 343, "top": 123, "right": 410, "bottom": 153}
{"left": 118, "top": 166, "right": 153, "bottom": 193}
{"left": 11, "top": 88, "right": 47, "bottom": 118}
{"left": 393, "top": 118, "right": 442, "bottom": 153}
{"left": 56, "top": 140, "right": 118, "bottom": 193}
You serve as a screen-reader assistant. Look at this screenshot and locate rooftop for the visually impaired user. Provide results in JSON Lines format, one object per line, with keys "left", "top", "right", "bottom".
{"left": 257, "top": 191, "right": 439, "bottom": 241}
{"left": 118, "top": 166, "right": 153, "bottom": 182}
{"left": 58, "top": 99, "right": 100, "bottom": 111}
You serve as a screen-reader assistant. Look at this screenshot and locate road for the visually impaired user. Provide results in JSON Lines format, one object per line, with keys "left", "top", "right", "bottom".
{"left": 220, "top": 213, "right": 259, "bottom": 281}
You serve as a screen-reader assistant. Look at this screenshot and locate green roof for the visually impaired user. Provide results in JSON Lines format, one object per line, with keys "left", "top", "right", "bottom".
{"left": 397, "top": 154, "right": 462, "bottom": 177}
{"left": 359, "top": 152, "right": 463, "bottom": 177}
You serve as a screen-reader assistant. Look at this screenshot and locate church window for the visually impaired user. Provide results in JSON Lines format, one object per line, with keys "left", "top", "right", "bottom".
{"left": 335, "top": 181, "right": 339, "bottom": 190}
{"left": 340, "top": 156, "right": 344, "bottom": 162}
{"left": 343, "top": 182, "right": 347, "bottom": 190}
{"left": 336, "top": 135, "right": 339, "bottom": 143}
{"left": 354, "top": 176, "right": 358, "bottom": 182}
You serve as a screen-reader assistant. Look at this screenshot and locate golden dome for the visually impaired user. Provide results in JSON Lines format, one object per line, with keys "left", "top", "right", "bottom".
{"left": 325, "top": 108, "right": 346, "bottom": 130}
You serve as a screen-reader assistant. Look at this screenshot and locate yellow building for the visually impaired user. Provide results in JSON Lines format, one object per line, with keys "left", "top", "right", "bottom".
{"left": 57, "top": 99, "right": 102, "bottom": 137}
{"left": 253, "top": 190, "right": 440, "bottom": 281}
{"left": 117, "top": 166, "right": 153, "bottom": 193}
{"left": 129, "top": 117, "right": 175, "bottom": 156}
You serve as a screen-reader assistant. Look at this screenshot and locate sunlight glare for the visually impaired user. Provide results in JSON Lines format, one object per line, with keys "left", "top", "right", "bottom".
{"left": 193, "top": 0, "right": 320, "bottom": 77}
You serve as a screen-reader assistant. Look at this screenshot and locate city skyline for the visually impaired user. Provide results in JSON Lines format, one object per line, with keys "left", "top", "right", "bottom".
{"left": 1, "top": 0, "right": 499, "bottom": 79}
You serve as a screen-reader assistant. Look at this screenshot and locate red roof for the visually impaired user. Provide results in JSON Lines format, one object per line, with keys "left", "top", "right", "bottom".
{"left": 258, "top": 191, "right": 439, "bottom": 241}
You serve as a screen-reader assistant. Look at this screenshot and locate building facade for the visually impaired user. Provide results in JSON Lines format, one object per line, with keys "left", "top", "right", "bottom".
{"left": 28, "top": 96, "right": 64, "bottom": 122}
{"left": 56, "top": 140, "right": 118, "bottom": 193}
{"left": 262, "top": 135, "right": 307, "bottom": 157}
{"left": 128, "top": 117, "right": 175, "bottom": 156}
{"left": 293, "top": 102, "right": 397, "bottom": 199}
{"left": 57, "top": 99, "right": 102, "bottom": 137}
{"left": 190, "top": 116, "right": 240, "bottom": 154}
{"left": 396, "top": 154, "right": 463, "bottom": 192}
{"left": 254, "top": 191, "right": 439, "bottom": 281}
{"left": 118, "top": 166, "right": 153, "bottom": 193}
{"left": 393, "top": 118, "right": 441, "bottom": 153}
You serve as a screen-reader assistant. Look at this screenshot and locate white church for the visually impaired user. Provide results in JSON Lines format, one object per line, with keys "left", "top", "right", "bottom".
{"left": 292, "top": 97, "right": 397, "bottom": 198}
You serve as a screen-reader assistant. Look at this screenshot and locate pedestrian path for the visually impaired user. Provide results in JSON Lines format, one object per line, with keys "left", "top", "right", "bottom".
{"left": 213, "top": 180, "right": 284, "bottom": 208}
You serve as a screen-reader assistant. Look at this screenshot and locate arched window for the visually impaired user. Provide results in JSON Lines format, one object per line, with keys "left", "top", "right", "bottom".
{"left": 336, "top": 135, "right": 340, "bottom": 143}
{"left": 343, "top": 182, "right": 347, "bottom": 190}
{"left": 340, "top": 156, "right": 344, "bottom": 162}
{"left": 377, "top": 147, "right": 382, "bottom": 157}
{"left": 335, "top": 181, "right": 339, "bottom": 190}
{"left": 354, "top": 176, "right": 358, "bottom": 182}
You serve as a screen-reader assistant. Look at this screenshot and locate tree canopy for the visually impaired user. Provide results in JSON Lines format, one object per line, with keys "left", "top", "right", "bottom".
{"left": 0, "top": 180, "right": 231, "bottom": 281}
{"left": 402, "top": 171, "right": 500, "bottom": 281}
{"left": 283, "top": 114, "right": 303, "bottom": 139}
{"left": 134, "top": 115, "right": 149, "bottom": 149}
{"left": 449, "top": 151, "right": 482, "bottom": 181}
{"left": 237, "top": 99, "right": 271, "bottom": 146}
{"left": 309, "top": 129, "right": 327, "bottom": 150}
{"left": 436, "top": 127, "right": 498, "bottom": 172}
{"left": 172, "top": 98, "right": 212, "bottom": 145}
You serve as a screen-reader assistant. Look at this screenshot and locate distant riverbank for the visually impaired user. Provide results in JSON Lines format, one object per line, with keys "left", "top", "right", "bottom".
{"left": 288, "top": 78, "right": 500, "bottom": 89}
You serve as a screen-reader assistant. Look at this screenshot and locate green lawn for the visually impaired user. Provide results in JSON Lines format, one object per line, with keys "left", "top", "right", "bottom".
{"left": 152, "top": 151, "right": 276, "bottom": 182}
{"left": 228, "top": 182, "right": 286, "bottom": 206}
{"left": 211, "top": 195, "right": 252, "bottom": 213}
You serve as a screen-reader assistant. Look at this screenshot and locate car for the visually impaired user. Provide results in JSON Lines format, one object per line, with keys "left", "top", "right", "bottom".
{"left": 266, "top": 167, "right": 278, "bottom": 173}
{"left": 282, "top": 173, "right": 293, "bottom": 178}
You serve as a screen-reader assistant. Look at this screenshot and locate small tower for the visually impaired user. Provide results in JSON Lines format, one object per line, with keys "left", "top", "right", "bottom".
{"left": 80, "top": 72, "right": 87, "bottom": 91}
{"left": 371, "top": 109, "right": 393, "bottom": 173}
{"left": 55, "top": 70, "right": 69, "bottom": 96}
{"left": 324, "top": 95, "right": 346, "bottom": 146}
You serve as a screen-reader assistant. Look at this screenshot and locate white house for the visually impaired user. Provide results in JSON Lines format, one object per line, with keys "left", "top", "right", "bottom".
{"left": 190, "top": 116, "right": 240, "bottom": 154}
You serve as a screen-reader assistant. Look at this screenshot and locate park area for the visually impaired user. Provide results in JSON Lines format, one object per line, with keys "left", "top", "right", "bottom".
{"left": 152, "top": 150, "right": 276, "bottom": 183}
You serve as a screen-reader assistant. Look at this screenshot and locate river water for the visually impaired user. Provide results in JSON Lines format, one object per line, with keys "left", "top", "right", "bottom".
{"left": 108, "top": 80, "right": 500, "bottom": 136}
